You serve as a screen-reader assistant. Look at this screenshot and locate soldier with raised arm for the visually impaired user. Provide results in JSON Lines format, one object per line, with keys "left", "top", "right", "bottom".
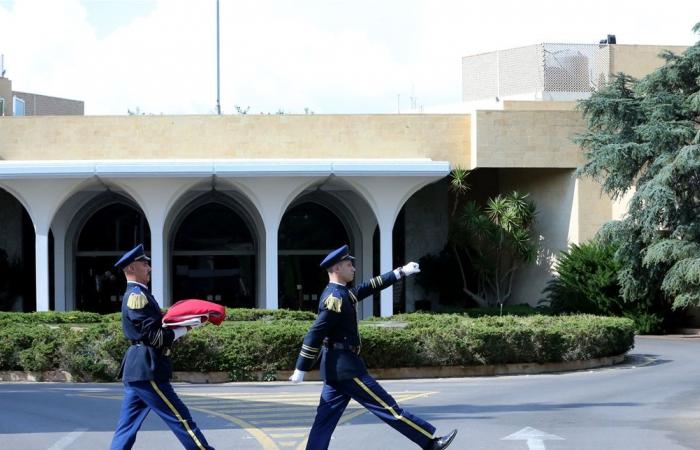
{"left": 289, "top": 244, "right": 457, "bottom": 450}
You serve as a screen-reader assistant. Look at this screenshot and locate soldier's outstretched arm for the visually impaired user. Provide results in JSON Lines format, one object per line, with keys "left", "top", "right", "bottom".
{"left": 352, "top": 262, "right": 421, "bottom": 300}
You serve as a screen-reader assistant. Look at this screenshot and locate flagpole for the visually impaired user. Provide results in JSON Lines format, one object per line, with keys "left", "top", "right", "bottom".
{"left": 216, "top": 0, "right": 221, "bottom": 115}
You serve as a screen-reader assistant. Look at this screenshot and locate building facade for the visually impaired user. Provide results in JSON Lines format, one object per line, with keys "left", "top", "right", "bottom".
{"left": 0, "top": 43, "right": 684, "bottom": 317}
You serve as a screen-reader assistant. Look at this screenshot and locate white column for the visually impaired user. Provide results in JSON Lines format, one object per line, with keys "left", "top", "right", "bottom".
{"left": 35, "top": 230, "right": 50, "bottom": 311}
{"left": 264, "top": 221, "right": 279, "bottom": 310}
{"left": 360, "top": 222, "right": 375, "bottom": 319}
{"left": 52, "top": 223, "right": 67, "bottom": 311}
{"left": 150, "top": 221, "right": 166, "bottom": 308}
{"left": 231, "top": 176, "right": 325, "bottom": 310}
{"left": 378, "top": 221, "right": 394, "bottom": 317}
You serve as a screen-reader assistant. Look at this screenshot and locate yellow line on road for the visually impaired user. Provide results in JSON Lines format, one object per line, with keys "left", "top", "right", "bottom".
{"left": 269, "top": 433, "right": 306, "bottom": 438}
{"left": 80, "top": 388, "right": 436, "bottom": 450}
{"left": 188, "top": 405, "right": 280, "bottom": 450}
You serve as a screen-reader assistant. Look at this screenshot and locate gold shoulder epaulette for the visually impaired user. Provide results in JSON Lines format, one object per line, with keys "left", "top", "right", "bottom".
{"left": 127, "top": 292, "right": 148, "bottom": 310}
{"left": 323, "top": 295, "right": 343, "bottom": 313}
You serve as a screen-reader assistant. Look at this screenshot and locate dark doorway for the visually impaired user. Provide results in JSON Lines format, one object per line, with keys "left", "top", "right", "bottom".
{"left": 0, "top": 189, "right": 36, "bottom": 311}
{"left": 172, "top": 202, "right": 255, "bottom": 308}
{"left": 278, "top": 202, "right": 350, "bottom": 311}
{"left": 75, "top": 202, "right": 150, "bottom": 313}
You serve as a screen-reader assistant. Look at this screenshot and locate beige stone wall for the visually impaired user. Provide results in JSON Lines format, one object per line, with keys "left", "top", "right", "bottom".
{"left": 492, "top": 168, "right": 614, "bottom": 305}
{"left": 575, "top": 176, "right": 613, "bottom": 243}
{"left": 498, "top": 168, "right": 577, "bottom": 306}
{"left": 471, "top": 110, "right": 586, "bottom": 169}
{"left": 0, "top": 114, "right": 471, "bottom": 164}
{"left": 503, "top": 101, "right": 578, "bottom": 111}
{"left": 610, "top": 45, "right": 688, "bottom": 79}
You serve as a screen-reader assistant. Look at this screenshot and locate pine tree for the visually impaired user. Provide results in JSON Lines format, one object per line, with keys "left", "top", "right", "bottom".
{"left": 576, "top": 22, "right": 700, "bottom": 310}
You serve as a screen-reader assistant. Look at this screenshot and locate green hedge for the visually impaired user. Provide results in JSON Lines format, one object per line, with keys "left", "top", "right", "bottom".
{"left": 0, "top": 313, "right": 634, "bottom": 381}
{"left": 0, "top": 308, "right": 316, "bottom": 326}
{"left": 224, "top": 308, "right": 316, "bottom": 322}
{"left": 0, "top": 311, "right": 113, "bottom": 325}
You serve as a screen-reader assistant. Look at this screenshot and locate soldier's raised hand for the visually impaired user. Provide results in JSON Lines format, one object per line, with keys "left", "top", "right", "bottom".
{"left": 401, "top": 262, "right": 420, "bottom": 277}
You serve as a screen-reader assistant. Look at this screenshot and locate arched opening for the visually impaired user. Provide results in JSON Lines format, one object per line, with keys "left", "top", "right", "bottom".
{"left": 75, "top": 202, "right": 150, "bottom": 312}
{"left": 0, "top": 188, "right": 36, "bottom": 311}
{"left": 278, "top": 202, "right": 350, "bottom": 311}
{"left": 171, "top": 201, "right": 256, "bottom": 307}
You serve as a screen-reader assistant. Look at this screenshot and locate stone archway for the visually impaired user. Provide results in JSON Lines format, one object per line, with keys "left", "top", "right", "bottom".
{"left": 170, "top": 194, "right": 257, "bottom": 308}
{"left": 278, "top": 201, "right": 352, "bottom": 311}
{"left": 73, "top": 198, "right": 150, "bottom": 313}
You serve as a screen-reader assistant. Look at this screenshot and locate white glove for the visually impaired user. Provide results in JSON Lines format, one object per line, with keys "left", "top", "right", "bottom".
{"left": 289, "top": 369, "right": 306, "bottom": 384}
{"left": 402, "top": 262, "right": 420, "bottom": 277}
{"left": 394, "top": 262, "right": 420, "bottom": 279}
{"left": 172, "top": 326, "right": 188, "bottom": 341}
{"left": 188, "top": 317, "right": 204, "bottom": 329}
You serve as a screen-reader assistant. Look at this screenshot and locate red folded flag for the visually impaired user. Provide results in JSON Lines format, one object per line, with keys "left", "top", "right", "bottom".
{"left": 163, "top": 299, "right": 226, "bottom": 326}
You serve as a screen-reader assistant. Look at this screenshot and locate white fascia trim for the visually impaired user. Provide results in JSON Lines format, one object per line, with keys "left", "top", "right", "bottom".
{"left": 0, "top": 161, "right": 95, "bottom": 178}
{"left": 0, "top": 159, "right": 451, "bottom": 179}
{"left": 331, "top": 160, "right": 450, "bottom": 176}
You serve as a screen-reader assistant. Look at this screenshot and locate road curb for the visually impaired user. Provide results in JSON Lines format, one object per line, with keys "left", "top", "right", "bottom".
{"left": 0, "top": 354, "right": 626, "bottom": 383}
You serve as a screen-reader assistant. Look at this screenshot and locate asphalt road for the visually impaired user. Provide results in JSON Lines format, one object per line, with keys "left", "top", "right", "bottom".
{"left": 1, "top": 336, "right": 699, "bottom": 450}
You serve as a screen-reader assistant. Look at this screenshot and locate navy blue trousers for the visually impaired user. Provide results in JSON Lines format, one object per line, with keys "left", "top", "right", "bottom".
{"left": 110, "top": 380, "right": 213, "bottom": 450}
{"left": 306, "top": 373, "right": 436, "bottom": 449}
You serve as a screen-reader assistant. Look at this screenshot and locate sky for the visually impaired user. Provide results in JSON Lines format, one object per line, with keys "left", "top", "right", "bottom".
{"left": 0, "top": 0, "right": 698, "bottom": 115}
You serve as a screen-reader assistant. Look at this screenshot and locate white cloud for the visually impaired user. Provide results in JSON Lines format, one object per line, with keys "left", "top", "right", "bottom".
{"left": 0, "top": 0, "right": 697, "bottom": 115}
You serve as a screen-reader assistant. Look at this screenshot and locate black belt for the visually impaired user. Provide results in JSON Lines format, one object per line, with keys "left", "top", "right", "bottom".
{"left": 130, "top": 340, "right": 171, "bottom": 356}
{"left": 328, "top": 342, "right": 360, "bottom": 354}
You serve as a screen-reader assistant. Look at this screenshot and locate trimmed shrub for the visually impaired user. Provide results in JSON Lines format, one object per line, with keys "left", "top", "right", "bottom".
{"left": 0, "top": 313, "right": 635, "bottom": 381}
{"left": 224, "top": 308, "right": 316, "bottom": 322}
{"left": 0, "top": 311, "right": 110, "bottom": 325}
{"left": 0, "top": 324, "right": 66, "bottom": 372}
{"left": 59, "top": 322, "right": 127, "bottom": 381}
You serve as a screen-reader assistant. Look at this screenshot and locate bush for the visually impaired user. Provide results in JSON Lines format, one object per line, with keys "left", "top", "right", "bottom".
{"left": 0, "top": 311, "right": 110, "bottom": 325}
{"left": 0, "top": 313, "right": 635, "bottom": 381}
{"left": 59, "top": 323, "right": 127, "bottom": 381}
{"left": 541, "top": 241, "right": 671, "bottom": 334}
{"left": 0, "top": 324, "right": 66, "bottom": 372}
{"left": 543, "top": 242, "right": 623, "bottom": 315}
{"left": 224, "top": 308, "right": 316, "bottom": 322}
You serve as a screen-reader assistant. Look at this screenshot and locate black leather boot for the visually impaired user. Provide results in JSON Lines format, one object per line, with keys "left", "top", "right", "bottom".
{"left": 428, "top": 429, "right": 457, "bottom": 450}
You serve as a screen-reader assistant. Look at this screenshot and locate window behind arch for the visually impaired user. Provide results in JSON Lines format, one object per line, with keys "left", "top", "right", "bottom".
{"left": 75, "top": 202, "right": 150, "bottom": 313}
{"left": 172, "top": 202, "right": 255, "bottom": 308}
{"left": 278, "top": 202, "right": 350, "bottom": 311}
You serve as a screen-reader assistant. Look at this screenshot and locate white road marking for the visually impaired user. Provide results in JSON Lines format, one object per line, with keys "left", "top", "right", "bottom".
{"left": 502, "top": 427, "right": 564, "bottom": 450}
{"left": 48, "top": 428, "right": 88, "bottom": 450}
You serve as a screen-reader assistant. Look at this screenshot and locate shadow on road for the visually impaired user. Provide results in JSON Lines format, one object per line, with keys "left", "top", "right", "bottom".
{"left": 621, "top": 353, "right": 671, "bottom": 368}
{"left": 350, "top": 401, "right": 641, "bottom": 422}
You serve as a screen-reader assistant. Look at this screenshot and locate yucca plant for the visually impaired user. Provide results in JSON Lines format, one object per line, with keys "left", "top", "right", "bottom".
{"left": 450, "top": 190, "right": 538, "bottom": 307}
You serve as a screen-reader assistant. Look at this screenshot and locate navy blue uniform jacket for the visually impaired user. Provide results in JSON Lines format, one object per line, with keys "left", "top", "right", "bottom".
{"left": 118, "top": 281, "right": 176, "bottom": 382}
{"left": 295, "top": 271, "right": 398, "bottom": 381}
